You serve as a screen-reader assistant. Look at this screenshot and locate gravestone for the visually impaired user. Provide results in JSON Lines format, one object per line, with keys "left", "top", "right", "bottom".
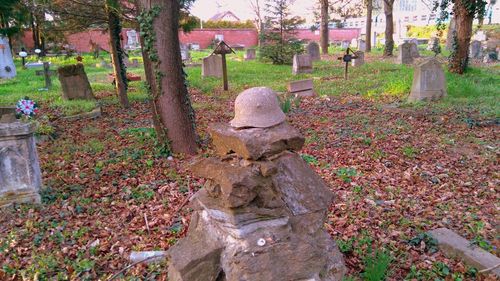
{"left": 180, "top": 44, "right": 191, "bottom": 61}
{"left": 292, "top": 54, "right": 313, "bottom": 75}
{"left": 469, "top": 40, "right": 482, "bottom": 59}
{"left": 57, "top": 64, "right": 94, "bottom": 100}
{"left": 202, "top": 54, "right": 223, "bottom": 78}
{"left": 0, "top": 121, "right": 42, "bottom": 207}
{"left": 167, "top": 87, "right": 346, "bottom": 281}
{"left": 408, "top": 57, "right": 446, "bottom": 102}
{"left": 244, "top": 48, "right": 256, "bottom": 60}
{"left": 358, "top": 39, "right": 366, "bottom": 52}
{"left": 0, "top": 36, "right": 16, "bottom": 79}
{"left": 306, "top": 41, "right": 321, "bottom": 61}
{"left": 350, "top": 38, "right": 358, "bottom": 49}
{"left": 35, "top": 62, "right": 54, "bottom": 90}
{"left": 397, "top": 42, "right": 413, "bottom": 64}
{"left": 288, "top": 79, "right": 315, "bottom": 97}
{"left": 341, "top": 40, "right": 350, "bottom": 49}
{"left": 126, "top": 29, "right": 140, "bottom": 49}
{"left": 351, "top": 51, "right": 364, "bottom": 67}
{"left": 410, "top": 42, "right": 420, "bottom": 58}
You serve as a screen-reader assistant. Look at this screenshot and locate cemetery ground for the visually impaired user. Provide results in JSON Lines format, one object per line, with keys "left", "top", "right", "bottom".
{"left": 0, "top": 48, "right": 499, "bottom": 280}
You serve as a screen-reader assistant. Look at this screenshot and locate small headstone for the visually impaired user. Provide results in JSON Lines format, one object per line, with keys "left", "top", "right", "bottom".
{"left": 244, "top": 48, "right": 256, "bottom": 60}
{"left": 126, "top": 29, "right": 140, "bottom": 49}
{"left": 350, "top": 38, "right": 358, "bottom": 49}
{"left": 202, "top": 54, "right": 223, "bottom": 78}
{"left": 57, "top": 64, "right": 94, "bottom": 100}
{"left": 358, "top": 39, "right": 366, "bottom": 52}
{"left": 341, "top": 41, "right": 350, "bottom": 49}
{"left": 408, "top": 57, "right": 446, "bottom": 102}
{"left": 180, "top": 44, "right": 191, "bottom": 61}
{"left": 306, "top": 42, "right": 321, "bottom": 61}
{"left": 351, "top": 51, "right": 364, "bottom": 67}
{"left": 469, "top": 40, "right": 482, "bottom": 59}
{"left": 292, "top": 54, "right": 313, "bottom": 75}
{"left": 287, "top": 79, "right": 315, "bottom": 97}
{"left": 472, "top": 30, "right": 487, "bottom": 42}
{"left": 429, "top": 228, "right": 500, "bottom": 277}
{"left": 0, "top": 121, "right": 42, "bottom": 207}
{"left": 410, "top": 42, "right": 420, "bottom": 58}
{"left": 0, "top": 36, "right": 16, "bottom": 79}
{"left": 397, "top": 42, "right": 413, "bottom": 64}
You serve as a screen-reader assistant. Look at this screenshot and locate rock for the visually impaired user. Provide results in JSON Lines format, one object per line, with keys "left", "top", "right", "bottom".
{"left": 209, "top": 122, "right": 305, "bottom": 160}
{"left": 271, "top": 151, "right": 333, "bottom": 215}
{"left": 0, "top": 122, "right": 42, "bottom": 207}
{"left": 292, "top": 54, "right": 313, "bottom": 75}
{"left": 202, "top": 54, "right": 223, "bottom": 78}
{"left": 408, "top": 57, "right": 447, "bottom": 102}
{"left": 57, "top": 64, "right": 94, "bottom": 100}
{"left": 397, "top": 42, "right": 413, "bottom": 65}
{"left": 307, "top": 42, "right": 321, "bottom": 61}
{"left": 244, "top": 48, "right": 256, "bottom": 61}
{"left": 288, "top": 79, "right": 315, "bottom": 97}
{"left": 429, "top": 228, "right": 500, "bottom": 277}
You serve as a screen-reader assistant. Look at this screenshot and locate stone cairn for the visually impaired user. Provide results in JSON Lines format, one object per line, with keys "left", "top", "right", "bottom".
{"left": 167, "top": 87, "right": 346, "bottom": 281}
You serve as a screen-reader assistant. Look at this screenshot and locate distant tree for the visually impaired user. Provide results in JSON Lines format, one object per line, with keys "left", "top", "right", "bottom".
{"left": 329, "top": 0, "right": 364, "bottom": 22}
{"left": 0, "top": 0, "right": 29, "bottom": 50}
{"left": 383, "top": 0, "right": 395, "bottom": 56}
{"left": 365, "top": 0, "right": 372, "bottom": 52}
{"left": 136, "top": 0, "right": 198, "bottom": 155}
{"left": 261, "top": 0, "right": 305, "bottom": 64}
{"left": 249, "top": 0, "right": 264, "bottom": 46}
{"left": 320, "top": 0, "right": 329, "bottom": 54}
{"left": 435, "top": 0, "right": 487, "bottom": 74}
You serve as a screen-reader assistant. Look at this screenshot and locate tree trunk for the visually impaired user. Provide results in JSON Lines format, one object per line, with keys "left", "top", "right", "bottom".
{"left": 365, "top": 0, "right": 373, "bottom": 52}
{"left": 107, "top": 0, "right": 129, "bottom": 108}
{"left": 137, "top": 0, "right": 198, "bottom": 155}
{"left": 383, "top": 0, "right": 394, "bottom": 56}
{"left": 320, "top": 0, "right": 329, "bottom": 54}
{"left": 449, "top": 0, "right": 474, "bottom": 74}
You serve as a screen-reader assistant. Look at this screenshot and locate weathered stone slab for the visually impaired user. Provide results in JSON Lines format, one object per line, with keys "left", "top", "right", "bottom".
{"left": 470, "top": 40, "right": 482, "bottom": 59}
{"left": 244, "top": 48, "right": 256, "bottom": 60}
{"left": 271, "top": 151, "right": 333, "bottom": 215}
{"left": 410, "top": 42, "right": 420, "bottom": 58}
{"left": 292, "top": 54, "right": 313, "bottom": 75}
{"left": 351, "top": 51, "right": 364, "bottom": 67}
{"left": 397, "top": 42, "right": 413, "bottom": 64}
{"left": 0, "top": 36, "right": 16, "bottom": 79}
{"left": 0, "top": 122, "right": 42, "bottom": 207}
{"left": 307, "top": 42, "right": 321, "bottom": 61}
{"left": 209, "top": 122, "right": 305, "bottom": 160}
{"left": 429, "top": 228, "right": 500, "bottom": 277}
{"left": 288, "top": 79, "right": 315, "bottom": 97}
{"left": 62, "top": 107, "right": 101, "bottom": 121}
{"left": 358, "top": 39, "right": 366, "bottom": 52}
{"left": 202, "top": 54, "right": 223, "bottom": 78}
{"left": 0, "top": 107, "right": 16, "bottom": 123}
{"left": 57, "top": 64, "right": 94, "bottom": 100}
{"left": 408, "top": 58, "right": 446, "bottom": 102}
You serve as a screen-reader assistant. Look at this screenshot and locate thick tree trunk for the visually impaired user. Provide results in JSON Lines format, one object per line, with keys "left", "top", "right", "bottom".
{"left": 383, "top": 0, "right": 394, "bottom": 56}
{"left": 365, "top": 0, "right": 372, "bottom": 52}
{"left": 449, "top": 0, "right": 474, "bottom": 74}
{"left": 320, "top": 0, "right": 329, "bottom": 55}
{"left": 137, "top": 0, "right": 198, "bottom": 155}
{"left": 107, "top": 1, "right": 129, "bottom": 108}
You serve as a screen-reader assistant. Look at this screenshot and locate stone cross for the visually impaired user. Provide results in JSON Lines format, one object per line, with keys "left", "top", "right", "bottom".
{"left": 292, "top": 54, "right": 313, "bottom": 75}
{"left": 166, "top": 87, "right": 346, "bottom": 280}
{"left": 397, "top": 42, "right": 413, "bottom": 64}
{"left": 408, "top": 57, "right": 447, "bottom": 102}
{"left": 35, "top": 62, "right": 54, "bottom": 90}
{"left": 306, "top": 41, "right": 321, "bottom": 61}
{"left": 0, "top": 121, "right": 42, "bottom": 207}
{"left": 337, "top": 48, "right": 358, "bottom": 80}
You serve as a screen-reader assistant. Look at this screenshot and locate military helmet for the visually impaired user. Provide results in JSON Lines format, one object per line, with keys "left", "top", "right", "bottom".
{"left": 230, "top": 87, "right": 286, "bottom": 128}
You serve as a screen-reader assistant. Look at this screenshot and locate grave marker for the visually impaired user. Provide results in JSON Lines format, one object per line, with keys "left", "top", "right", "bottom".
{"left": 306, "top": 41, "right": 321, "bottom": 61}
{"left": 292, "top": 54, "right": 313, "bottom": 75}
{"left": 469, "top": 40, "right": 482, "bottom": 59}
{"left": 202, "top": 54, "right": 223, "bottom": 78}
{"left": 408, "top": 57, "right": 446, "bottom": 102}
{"left": 287, "top": 79, "right": 315, "bottom": 97}
{"left": 351, "top": 51, "right": 364, "bottom": 67}
{"left": 397, "top": 42, "right": 413, "bottom": 64}
{"left": 337, "top": 48, "right": 358, "bottom": 80}
{"left": 244, "top": 48, "right": 256, "bottom": 60}
{"left": 35, "top": 62, "right": 54, "bottom": 90}
{"left": 0, "top": 36, "right": 16, "bottom": 79}
{"left": 58, "top": 64, "right": 94, "bottom": 100}
{"left": 212, "top": 41, "right": 235, "bottom": 91}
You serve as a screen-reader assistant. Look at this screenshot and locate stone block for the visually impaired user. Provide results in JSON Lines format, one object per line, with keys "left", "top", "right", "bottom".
{"left": 429, "top": 228, "right": 500, "bottom": 277}
{"left": 288, "top": 79, "right": 315, "bottom": 97}
{"left": 0, "top": 36, "right": 16, "bottom": 79}
{"left": 469, "top": 40, "right": 482, "bottom": 59}
{"left": 408, "top": 58, "right": 446, "bottom": 102}
{"left": 292, "top": 54, "right": 313, "bottom": 75}
{"left": 307, "top": 42, "right": 321, "bottom": 61}
{"left": 358, "top": 39, "right": 366, "bottom": 52}
{"left": 209, "top": 122, "right": 305, "bottom": 160}
{"left": 410, "top": 42, "right": 420, "bottom": 58}
{"left": 351, "top": 51, "right": 364, "bottom": 67}
{"left": 202, "top": 54, "right": 223, "bottom": 78}
{"left": 57, "top": 64, "right": 94, "bottom": 100}
{"left": 0, "top": 122, "right": 42, "bottom": 207}
{"left": 244, "top": 48, "right": 256, "bottom": 60}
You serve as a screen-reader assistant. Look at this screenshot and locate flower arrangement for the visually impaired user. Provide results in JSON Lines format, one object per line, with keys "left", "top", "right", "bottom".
{"left": 15, "top": 97, "right": 39, "bottom": 119}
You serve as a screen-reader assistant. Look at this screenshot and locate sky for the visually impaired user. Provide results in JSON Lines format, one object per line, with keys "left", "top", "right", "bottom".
{"left": 190, "top": 0, "right": 317, "bottom": 24}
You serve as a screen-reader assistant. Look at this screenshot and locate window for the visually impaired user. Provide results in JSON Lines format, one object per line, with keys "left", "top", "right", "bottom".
{"left": 429, "top": 14, "right": 436, "bottom": 20}
{"left": 404, "top": 16, "right": 409, "bottom": 22}
{"left": 421, "top": 15, "right": 427, "bottom": 21}
{"left": 413, "top": 16, "right": 418, "bottom": 21}
{"left": 399, "top": 0, "right": 417, "bottom": 11}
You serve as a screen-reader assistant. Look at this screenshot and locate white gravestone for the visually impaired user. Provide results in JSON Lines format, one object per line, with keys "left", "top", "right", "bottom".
{"left": 408, "top": 58, "right": 447, "bottom": 102}
{"left": 0, "top": 36, "right": 16, "bottom": 79}
{"left": 126, "top": 30, "right": 139, "bottom": 49}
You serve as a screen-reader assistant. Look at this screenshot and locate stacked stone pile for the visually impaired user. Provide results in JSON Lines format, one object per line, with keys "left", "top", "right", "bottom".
{"left": 167, "top": 87, "right": 345, "bottom": 281}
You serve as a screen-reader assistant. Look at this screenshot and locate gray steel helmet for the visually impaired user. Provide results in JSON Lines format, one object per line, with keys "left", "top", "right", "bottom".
{"left": 230, "top": 87, "right": 286, "bottom": 128}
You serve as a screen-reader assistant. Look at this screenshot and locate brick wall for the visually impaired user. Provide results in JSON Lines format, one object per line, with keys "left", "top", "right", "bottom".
{"left": 179, "top": 28, "right": 259, "bottom": 49}
{"left": 294, "top": 28, "right": 361, "bottom": 42}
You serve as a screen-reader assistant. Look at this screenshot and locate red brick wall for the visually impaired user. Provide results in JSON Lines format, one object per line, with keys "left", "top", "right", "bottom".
{"left": 18, "top": 28, "right": 360, "bottom": 52}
